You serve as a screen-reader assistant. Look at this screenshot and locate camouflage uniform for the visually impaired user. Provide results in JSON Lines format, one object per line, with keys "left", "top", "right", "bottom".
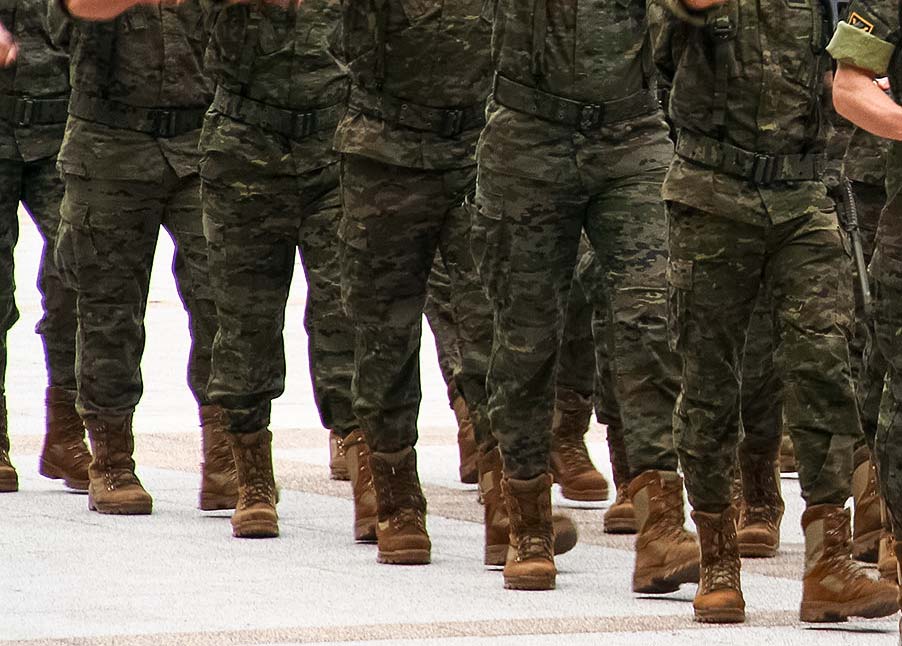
{"left": 199, "top": 1, "right": 357, "bottom": 438}
{"left": 662, "top": 0, "right": 859, "bottom": 512}
{"left": 0, "top": 0, "right": 74, "bottom": 394}
{"left": 829, "top": 0, "right": 902, "bottom": 532}
{"left": 49, "top": 3, "right": 216, "bottom": 417}
{"left": 423, "top": 256, "right": 461, "bottom": 388}
{"left": 334, "top": 0, "right": 494, "bottom": 453}
{"left": 475, "top": 0, "right": 680, "bottom": 479}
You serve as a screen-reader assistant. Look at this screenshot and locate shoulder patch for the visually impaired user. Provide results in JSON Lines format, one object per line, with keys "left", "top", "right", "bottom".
{"left": 848, "top": 12, "right": 875, "bottom": 33}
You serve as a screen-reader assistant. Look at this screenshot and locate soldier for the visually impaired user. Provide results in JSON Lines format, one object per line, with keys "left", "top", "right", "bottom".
{"left": 49, "top": 0, "right": 231, "bottom": 515}
{"left": 0, "top": 1, "right": 91, "bottom": 495}
{"left": 335, "top": 0, "right": 580, "bottom": 570}
{"left": 198, "top": 0, "right": 376, "bottom": 540}
{"left": 661, "top": 0, "right": 897, "bottom": 623}
{"left": 475, "top": 0, "right": 694, "bottom": 591}
{"left": 830, "top": 0, "right": 902, "bottom": 624}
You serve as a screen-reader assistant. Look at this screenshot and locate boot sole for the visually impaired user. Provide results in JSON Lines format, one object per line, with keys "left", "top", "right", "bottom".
{"left": 504, "top": 574, "right": 556, "bottom": 590}
{"left": 603, "top": 518, "right": 638, "bottom": 534}
{"left": 485, "top": 544, "right": 507, "bottom": 566}
{"left": 329, "top": 468, "right": 350, "bottom": 482}
{"left": 800, "top": 593, "right": 900, "bottom": 623}
{"left": 738, "top": 541, "right": 779, "bottom": 558}
{"left": 232, "top": 520, "right": 279, "bottom": 538}
{"left": 559, "top": 486, "right": 609, "bottom": 502}
{"left": 0, "top": 474, "right": 18, "bottom": 492}
{"left": 355, "top": 516, "right": 378, "bottom": 543}
{"left": 88, "top": 496, "right": 152, "bottom": 515}
{"left": 459, "top": 467, "right": 478, "bottom": 485}
{"left": 852, "top": 528, "right": 881, "bottom": 563}
{"left": 39, "top": 460, "right": 89, "bottom": 492}
{"left": 633, "top": 559, "right": 700, "bottom": 594}
{"left": 198, "top": 493, "right": 238, "bottom": 511}
{"left": 694, "top": 608, "right": 746, "bottom": 623}
{"left": 377, "top": 549, "right": 431, "bottom": 565}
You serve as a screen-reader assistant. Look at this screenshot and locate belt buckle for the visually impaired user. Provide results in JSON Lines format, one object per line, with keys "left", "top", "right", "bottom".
{"left": 578, "top": 104, "right": 602, "bottom": 131}
{"left": 156, "top": 110, "right": 178, "bottom": 138}
{"left": 752, "top": 154, "right": 778, "bottom": 185}
{"left": 15, "top": 98, "right": 34, "bottom": 127}
{"left": 440, "top": 109, "right": 464, "bottom": 138}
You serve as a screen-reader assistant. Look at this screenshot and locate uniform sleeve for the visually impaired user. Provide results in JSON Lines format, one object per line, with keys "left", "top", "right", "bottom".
{"left": 827, "top": 0, "right": 901, "bottom": 75}
{"left": 46, "top": 0, "right": 73, "bottom": 50}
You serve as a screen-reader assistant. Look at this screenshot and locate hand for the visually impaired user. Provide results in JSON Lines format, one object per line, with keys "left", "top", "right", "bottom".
{"left": 682, "top": 0, "right": 726, "bottom": 9}
{"left": 0, "top": 23, "right": 16, "bottom": 67}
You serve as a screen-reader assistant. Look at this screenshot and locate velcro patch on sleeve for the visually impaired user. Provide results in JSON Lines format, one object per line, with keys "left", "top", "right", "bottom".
{"left": 848, "top": 11, "right": 876, "bottom": 33}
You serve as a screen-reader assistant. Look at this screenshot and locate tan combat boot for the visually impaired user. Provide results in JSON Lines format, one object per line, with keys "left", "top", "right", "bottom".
{"left": 603, "top": 419, "right": 636, "bottom": 534}
{"left": 692, "top": 507, "right": 746, "bottom": 623}
{"left": 502, "top": 472, "right": 556, "bottom": 590}
{"left": 227, "top": 428, "right": 279, "bottom": 538}
{"left": 85, "top": 415, "right": 152, "bottom": 514}
{"left": 878, "top": 501, "right": 898, "bottom": 582}
{"left": 449, "top": 380, "right": 478, "bottom": 484}
{"left": 328, "top": 430, "right": 350, "bottom": 481}
{"left": 342, "top": 430, "right": 377, "bottom": 542}
{"left": 736, "top": 449, "right": 784, "bottom": 558}
{"left": 0, "top": 394, "right": 17, "bottom": 492}
{"left": 852, "top": 447, "right": 882, "bottom": 563}
{"left": 779, "top": 432, "right": 796, "bottom": 473}
{"left": 628, "top": 470, "right": 700, "bottom": 593}
{"left": 800, "top": 504, "right": 898, "bottom": 622}
{"left": 369, "top": 446, "right": 431, "bottom": 564}
{"left": 198, "top": 405, "right": 238, "bottom": 511}
{"left": 479, "top": 446, "right": 578, "bottom": 565}
{"left": 38, "top": 387, "right": 91, "bottom": 491}
{"left": 549, "top": 388, "right": 608, "bottom": 501}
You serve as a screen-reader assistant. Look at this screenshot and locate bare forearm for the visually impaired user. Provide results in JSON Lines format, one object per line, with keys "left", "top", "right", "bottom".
{"left": 834, "top": 63, "right": 902, "bottom": 141}
{"left": 64, "top": 0, "right": 149, "bottom": 20}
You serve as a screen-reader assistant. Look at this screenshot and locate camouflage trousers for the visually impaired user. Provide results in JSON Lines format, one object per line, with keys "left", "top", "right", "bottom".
{"left": 869, "top": 190, "right": 902, "bottom": 534}
{"left": 201, "top": 153, "right": 356, "bottom": 436}
{"left": 475, "top": 112, "right": 679, "bottom": 479}
{"left": 56, "top": 168, "right": 216, "bottom": 416}
{"left": 424, "top": 254, "right": 461, "bottom": 388}
{"left": 339, "top": 154, "right": 493, "bottom": 452}
{"left": 667, "top": 201, "right": 859, "bottom": 512}
{"left": 0, "top": 156, "right": 76, "bottom": 393}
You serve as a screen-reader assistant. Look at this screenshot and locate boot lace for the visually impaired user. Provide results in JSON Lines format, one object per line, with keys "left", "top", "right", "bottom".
{"left": 701, "top": 521, "right": 741, "bottom": 593}
{"left": 555, "top": 433, "right": 595, "bottom": 473}
{"left": 510, "top": 499, "right": 553, "bottom": 561}
{"left": 236, "top": 444, "right": 275, "bottom": 506}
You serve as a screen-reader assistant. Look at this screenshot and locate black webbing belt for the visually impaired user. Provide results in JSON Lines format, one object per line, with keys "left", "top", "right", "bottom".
{"left": 675, "top": 129, "right": 826, "bottom": 185}
{"left": 347, "top": 86, "right": 485, "bottom": 138}
{"left": 492, "top": 73, "right": 659, "bottom": 131}
{"left": 211, "top": 86, "right": 344, "bottom": 140}
{"left": 68, "top": 91, "right": 206, "bottom": 138}
{"left": 0, "top": 95, "right": 68, "bottom": 127}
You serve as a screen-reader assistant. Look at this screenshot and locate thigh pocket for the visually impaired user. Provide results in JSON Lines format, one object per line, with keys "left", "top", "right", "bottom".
{"left": 666, "top": 258, "right": 693, "bottom": 353}
{"left": 469, "top": 187, "right": 509, "bottom": 305}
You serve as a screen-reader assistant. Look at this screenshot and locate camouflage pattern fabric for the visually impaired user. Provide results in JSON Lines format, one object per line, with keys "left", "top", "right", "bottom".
{"left": 0, "top": 1, "right": 74, "bottom": 394}
{"left": 52, "top": 3, "right": 215, "bottom": 418}
{"left": 339, "top": 154, "right": 492, "bottom": 452}
{"left": 556, "top": 241, "right": 596, "bottom": 400}
{"left": 476, "top": 106, "right": 679, "bottom": 479}
{"left": 56, "top": 172, "right": 215, "bottom": 417}
{"left": 423, "top": 254, "right": 462, "bottom": 388}
{"left": 200, "top": 1, "right": 357, "bottom": 438}
{"left": 335, "top": 0, "right": 495, "bottom": 452}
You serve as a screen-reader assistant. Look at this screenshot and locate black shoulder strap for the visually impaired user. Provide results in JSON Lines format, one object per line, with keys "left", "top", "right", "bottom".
{"left": 531, "top": 0, "right": 547, "bottom": 78}
{"left": 706, "top": 12, "right": 736, "bottom": 133}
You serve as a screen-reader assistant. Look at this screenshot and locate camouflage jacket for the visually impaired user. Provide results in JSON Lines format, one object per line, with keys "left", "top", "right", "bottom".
{"left": 333, "top": 0, "right": 492, "bottom": 170}
{"left": 659, "top": 0, "right": 835, "bottom": 224}
{"left": 828, "top": 0, "right": 899, "bottom": 194}
{"left": 478, "top": 0, "right": 671, "bottom": 183}
{"left": 199, "top": 0, "right": 345, "bottom": 177}
{"left": 493, "top": 0, "right": 655, "bottom": 104}
{"left": 48, "top": 1, "right": 212, "bottom": 181}
{"left": 0, "top": 0, "right": 69, "bottom": 162}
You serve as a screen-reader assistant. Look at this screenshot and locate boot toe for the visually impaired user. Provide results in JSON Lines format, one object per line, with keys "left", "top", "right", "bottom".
{"left": 558, "top": 470, "right": 609, "bottom": 501}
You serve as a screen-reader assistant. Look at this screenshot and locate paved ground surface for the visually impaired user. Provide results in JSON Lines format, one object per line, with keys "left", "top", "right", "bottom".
{"left": 1, "top": 210, "right": 899, "bottom": 645}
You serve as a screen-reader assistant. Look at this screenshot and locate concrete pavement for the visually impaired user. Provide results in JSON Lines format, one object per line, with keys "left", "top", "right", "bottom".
{"left": 0, "top": 209, "right": 897, "bottom": 645}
